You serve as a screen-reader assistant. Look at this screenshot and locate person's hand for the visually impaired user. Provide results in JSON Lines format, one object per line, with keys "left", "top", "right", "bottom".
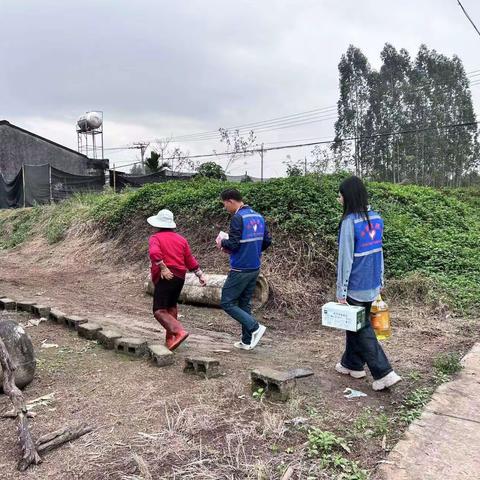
{"left": 160, "top": 266, "right": 174, "bottom": 280}
{"left": 337, "top": 297, "right": 348, "bottom": 304}
{"left": 198, "top": 274, "right": 207, "bottom": 287}
{"left": 215, "top": 238, "right": 223, "bottom": 249}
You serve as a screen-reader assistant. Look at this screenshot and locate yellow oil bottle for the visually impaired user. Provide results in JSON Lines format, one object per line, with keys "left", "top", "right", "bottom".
{"left": 370, "top": 295, "right": 392, "bottom": 340}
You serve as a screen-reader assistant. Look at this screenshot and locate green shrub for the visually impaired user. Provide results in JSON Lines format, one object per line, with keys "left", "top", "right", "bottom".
{"left": 1, "top": 174, "right": 479, "bottom": 315}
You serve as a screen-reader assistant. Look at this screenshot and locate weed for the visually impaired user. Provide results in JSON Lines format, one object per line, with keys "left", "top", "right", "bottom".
{"left": 353, "top": 408, "right": 390, "bottom": 438}
{"left": 406, "top": 370, "right": 422, "bottom": 382}
{"left": 398, "top": 387, "right": 432, "bottom": 424}
{"left": 252, "top": 387, "right": 265, "bottom": 400}
{"left": 307, "top": 428, "right": 350, "bottom": 457}
{"left": 433, "top": 352, "right": 462, "bottom": 376}
{"left": 307, "top": 428, "right": 368, "bottom": 479}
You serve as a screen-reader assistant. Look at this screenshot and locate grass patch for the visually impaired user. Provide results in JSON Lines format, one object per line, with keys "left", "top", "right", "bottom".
{"left": 1, "top": 175, "right": 479, "bottom": 314}
{"left": 398, "top": 387, "right": 433, "bottom": 424}
{"left": 307, "top": 428, "right": 369, "bottom": 479}
{"left": 352, "top": 408, "right": 390, "bottom": 438}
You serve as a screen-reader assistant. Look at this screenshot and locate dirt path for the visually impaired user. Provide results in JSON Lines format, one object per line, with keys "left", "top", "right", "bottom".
{"left": 1, "top": 239, "right": 479, "bottom": 478}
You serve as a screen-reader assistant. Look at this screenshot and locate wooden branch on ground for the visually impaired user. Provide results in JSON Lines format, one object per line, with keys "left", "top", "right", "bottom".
{"left": 0, "top": 337, "right": 42, "bottom": 470}
{"left": 0, "top": 337, "right": 92, "bottom": 471}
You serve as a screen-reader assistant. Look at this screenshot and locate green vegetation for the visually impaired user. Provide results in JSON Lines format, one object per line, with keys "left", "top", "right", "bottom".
{"left": 307, "top": 428, "right": 368, "bottom": 479}
{"left": 352, "top": 408, "right": 390, "bottom": 438}
{"left": 432, "top": 351, "right": 463, "bottom": 385}
{"left": 0, "top": 174, "right": 479, "bottom": 313}
{"left": 433, "top": 352, "right": 463, "bottom": 376}
{"left": 398, "top": 387, "right": 433, "bottom": 424}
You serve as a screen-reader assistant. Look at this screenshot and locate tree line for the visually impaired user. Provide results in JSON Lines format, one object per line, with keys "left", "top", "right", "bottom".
{"left": 332, "top": 43, "right": 479, "bottom": 186}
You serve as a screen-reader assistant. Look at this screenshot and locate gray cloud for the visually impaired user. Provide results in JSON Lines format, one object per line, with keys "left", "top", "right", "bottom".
{"left": 2, "top": 0, "right": 480, "bottom": 174}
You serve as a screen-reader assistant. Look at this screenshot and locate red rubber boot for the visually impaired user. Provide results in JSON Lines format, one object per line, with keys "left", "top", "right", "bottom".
{"left": 154, "top": 309, "right": 189, "bottom": 351}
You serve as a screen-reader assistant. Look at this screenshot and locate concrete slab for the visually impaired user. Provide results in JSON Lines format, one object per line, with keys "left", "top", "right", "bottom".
{"left": 16, "top": 300, "right": 37, "bottom": 313}
{"left": 289, "top": 367, "right": 315, "bottom": 379}
{"left": 379, "top": 343, "right": 480, "bottom": 480}
{"left": 32, "top": 305, "right": 51, "bottom": 318}
{"left": 49, "top": 309, "right": 66, "bottom": 323}
{"left": 96, "top": 329, "right": 123, "bottom": 350}
{"left": 77, "top": 322, "right": 102, "bottom": 340}
{"left": 0, "top": 298, "right": 16, "bottom": 311}
{"left": 114, "top": 337, "right": 147, "bottom": 357}
{"left": 184, "top": 356, "right": 220, "bottom": 378}
{"left": 148, "top": 344, "right": 174, "bottom": 367}
{"left": 64, "top": 315, "right": 88, "bottom": 330}
{"left": 250, "top": 367, "right": 297, "bottom": 402}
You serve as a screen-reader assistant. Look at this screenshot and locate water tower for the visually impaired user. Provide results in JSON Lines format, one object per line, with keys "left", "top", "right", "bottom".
{"left": 76, "top": 111, "right": 104, "bottom": 159}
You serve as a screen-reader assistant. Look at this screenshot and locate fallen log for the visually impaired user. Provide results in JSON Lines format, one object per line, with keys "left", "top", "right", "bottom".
{"left": 0, "top": 337, "right": 41, "bottom": 469}
{"left": 16, "top": 425, "right": 93, "bottom": 471}
{"left": 0, "top": 336, "right": 92, "bottom": 471}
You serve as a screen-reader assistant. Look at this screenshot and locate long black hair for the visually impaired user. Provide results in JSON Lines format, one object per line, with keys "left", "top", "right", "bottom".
{"left": 339, "top": 176, "right": 372, "bottom": 229}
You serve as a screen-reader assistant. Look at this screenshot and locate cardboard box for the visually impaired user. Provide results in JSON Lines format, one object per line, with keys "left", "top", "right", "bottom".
{"left": 321, "top": 302, "right": 366, "bottom": 332}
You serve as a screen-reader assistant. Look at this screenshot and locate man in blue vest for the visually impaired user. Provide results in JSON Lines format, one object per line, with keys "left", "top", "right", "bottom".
{"left": 218, "top": 189, "right": 271, "bottom": 350}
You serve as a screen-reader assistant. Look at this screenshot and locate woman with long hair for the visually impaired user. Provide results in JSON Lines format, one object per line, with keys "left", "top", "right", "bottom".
{"left": 335, "top": 176, "right": 401, "bottom": 391}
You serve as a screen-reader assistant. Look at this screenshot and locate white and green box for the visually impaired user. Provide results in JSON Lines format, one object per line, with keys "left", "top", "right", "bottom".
{"left": 321, "top": 302, "right": 366, "bottom": 332}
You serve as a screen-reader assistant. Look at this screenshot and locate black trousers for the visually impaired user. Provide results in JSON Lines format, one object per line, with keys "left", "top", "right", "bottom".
{"left": 340, "top": 297, "right": 393, "bottom": 380}
{"left": 152, "top": 276, "right": 185, "bottom": 311}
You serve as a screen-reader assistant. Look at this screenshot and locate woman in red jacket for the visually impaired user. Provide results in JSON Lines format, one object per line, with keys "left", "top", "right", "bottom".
{"left": 148, "top": 209, "right": 206, "bottom": 351}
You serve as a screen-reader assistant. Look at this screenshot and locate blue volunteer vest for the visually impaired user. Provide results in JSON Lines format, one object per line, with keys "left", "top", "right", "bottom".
{"left": 347, "top": 211, "right": 384, "bottom": 291}
{"left": 230, "top": 207, "right": 266, "bottom": 270}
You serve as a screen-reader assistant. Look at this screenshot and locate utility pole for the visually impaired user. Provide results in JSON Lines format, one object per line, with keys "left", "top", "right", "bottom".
{"left": 260, "top": 143, "right": 264, "bottom": 182}
{"left": 133, "top": 142, "right": 150, "bottom": 172}
{"left": 304, "top": 155, "right": 307, "bottom": 175}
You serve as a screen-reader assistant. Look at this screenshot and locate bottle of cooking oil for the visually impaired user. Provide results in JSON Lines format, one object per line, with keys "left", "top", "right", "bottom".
{"left": 370, "top": 295, "right": 391, "bottom": 340}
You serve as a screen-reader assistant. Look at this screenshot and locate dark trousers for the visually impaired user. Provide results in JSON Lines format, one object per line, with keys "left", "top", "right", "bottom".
{"left": 221, "top": 270, "right": 260, "bottom": 345}
{"left": 341, "top": 297, "right": 393, "bottom": 380}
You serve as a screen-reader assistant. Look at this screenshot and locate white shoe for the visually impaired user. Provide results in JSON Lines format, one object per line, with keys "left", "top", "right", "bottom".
{"left": 372, "top": 371, "right": 402, "bottom": 391}
{"left": 250, "top": 324, "right": 266, "bottom": 349}
{"left": 335, "top": 362, "right": 367, "bottom": 379}
{"left": 233, "top": 341, "right": 252, "bottom": 350}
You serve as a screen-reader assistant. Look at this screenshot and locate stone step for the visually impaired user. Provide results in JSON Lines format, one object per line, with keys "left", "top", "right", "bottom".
{"left": 64, "top": 315, "right": 88, "bottom": 330}
{"left": 184, "top": 356, "right": 221, "bottom": 379}
{"left": 250, "top": 367, "right": 297, "bottom": 402}
{"left": 49, "top": 309, "right": 66, "bottom": 323}
{"left": 0, "top": 298, "right": 16, "bottom": 311}
{"left": 77, "top": 322, "right": 102, "bottom": 340}
{"left": 32, "top": 305, "right": 51, "bottom": 318}
{"left": 148, "top": 344, "right": 174, "bottom": 367}
{"left": 97, "top": 329, "right": 123, "bottom": 350}
{"left": 114, "top": 337, "right": 148, "bottom": 357}
{"left": 16, "top": 300, "right": 37, "bottom": 314}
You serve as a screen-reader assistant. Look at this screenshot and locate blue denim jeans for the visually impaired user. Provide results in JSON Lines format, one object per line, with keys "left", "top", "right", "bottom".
{"left": 221, "top": 270, "right": 260, "bottom": 345}
{"left": 341, "top": 297, "right": 393, "bottom": 380}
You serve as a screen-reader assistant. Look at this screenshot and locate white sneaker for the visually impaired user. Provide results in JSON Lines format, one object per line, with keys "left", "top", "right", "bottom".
{"left": 335, "top": 362, "right": 367, "bottom": 379}
{"left": 233, "top": 341, "right": 252, "bottom": 350}
{"left": 250, "top": 324, "right": 266, "bottom": 349}
{"left": 372, "top": 371, "right": 402, "bottom": 391}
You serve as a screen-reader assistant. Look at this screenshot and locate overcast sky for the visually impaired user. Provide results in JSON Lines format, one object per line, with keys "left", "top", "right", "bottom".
{"left": 2, "top": 0, "right": 480, "bottom": 176}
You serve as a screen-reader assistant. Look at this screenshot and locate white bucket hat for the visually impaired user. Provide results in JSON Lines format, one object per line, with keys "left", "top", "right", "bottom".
{"left": 147, "top": 209, "right": 176, "bottom": 229}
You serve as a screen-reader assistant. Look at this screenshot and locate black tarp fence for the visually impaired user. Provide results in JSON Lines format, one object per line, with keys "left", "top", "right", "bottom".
{"left": 109, "top": 170, "right": 190, "bottom": 192}
{"left": 0, "top": 164, "right": 105, "bottom": 209}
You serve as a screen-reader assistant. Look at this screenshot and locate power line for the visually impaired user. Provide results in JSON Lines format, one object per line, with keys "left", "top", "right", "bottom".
{"left": 104, "top": 68, "right": 480, "bottom": 155}
{"left": 457, "top": 0, "right": 480, "bottom": 38}
{"left": 113, "top": 120, "right": 478, "bottom": 171}
{"left": 169, "top": 105, "right": 337, "bottom": 141}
